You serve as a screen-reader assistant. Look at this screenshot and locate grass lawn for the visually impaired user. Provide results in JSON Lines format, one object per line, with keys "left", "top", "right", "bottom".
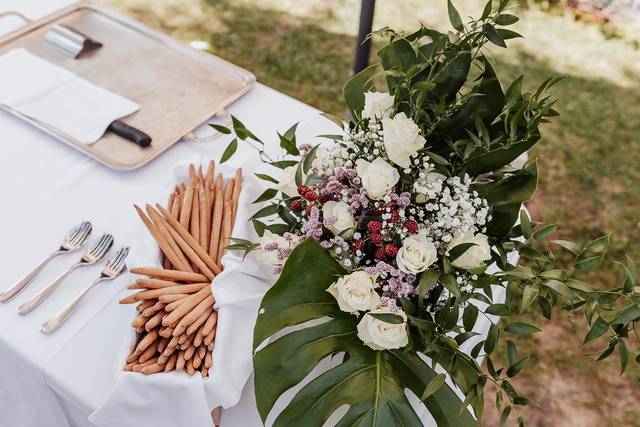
{"left": 102, "top": 0, "right": 640, "bottom": 425}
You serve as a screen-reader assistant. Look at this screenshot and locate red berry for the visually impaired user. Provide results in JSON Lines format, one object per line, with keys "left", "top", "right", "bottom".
{"left": 403, "top": 220, "right": 418, "bottom": 234}
{"left": 367, "top": 220, "right": 382, "bottom": 234}
{"left": 304, "top": 191, "right": 318, "bottom": 201}
{"left": 369, "top": 234, "right": 383, "bottom": 245}
{"left": 319, "top": 194, "right": 331, "bottom": 203}
{"left": 374, "top": 247, "right": 387, "bottom": 260}
{"left": 290, "top": 200, "right": 304, "bottom": 211}
{"left": 390, "top": 211, "right": 400, "bottom": 223}
{"left": 297, "top": 185, "right": 310, "bottom": 196}
{"left": 385, "top": 244, "right": 398, "bottom": 257}
{"left": 304, "top": 206, "right": 313, "bottom": 216}
{"left": 352, "top": 240, "right": 364, "bottom": 251}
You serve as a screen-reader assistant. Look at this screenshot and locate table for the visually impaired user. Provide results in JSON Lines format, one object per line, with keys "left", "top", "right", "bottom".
{"left": 0, "top": 2, "right": 505, "bottom": 426}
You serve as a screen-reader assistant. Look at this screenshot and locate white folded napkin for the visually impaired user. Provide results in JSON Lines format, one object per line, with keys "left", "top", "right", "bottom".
{"left": 0, "top": 48, "right": 139, "bottom": 144}
{"left": 89, "top": 161, "right": 273, "bottom": 427}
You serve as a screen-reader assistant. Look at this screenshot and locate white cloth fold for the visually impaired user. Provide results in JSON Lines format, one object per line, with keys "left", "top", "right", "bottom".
{"left": 89, "top": 162, "right": 272, "bottom": 427}
{"left": 0, "top": 48, "right": 139, "bottom": 144}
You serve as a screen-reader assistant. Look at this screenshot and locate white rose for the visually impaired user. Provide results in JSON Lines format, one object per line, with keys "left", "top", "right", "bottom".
{"left": 357, "top": 307, "right": 409, "bottom": 350}
{"left": 258, "top": 230, "right": 292, "bottom": 266}
{"left": 327, "top": 271, "right": 380, "bottom": 314}
{"left": 355, "top": 157, "right": 400, "bottom": 200}
{"left": 362, "top": 91, "right": 394, "bottom": 120}
{"left": 382, "top": 112, "right": 426, "bottom": 168}
{"left": 275, "top": 165, "right": 305, "bottom": 198}
{"left": 396, "top": 233, "right": 437, "bottom": 275}
{"left": 322, "top": 201, "right": 356, "bottom": 239}
{"left": 447, "top": 232, "right": 492, "bottom": 270}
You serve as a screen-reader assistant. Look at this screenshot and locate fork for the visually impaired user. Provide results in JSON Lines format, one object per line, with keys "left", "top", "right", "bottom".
{"left": 41, "top": 246, "right": 129, "bottom": 334}
{"left": 0, "top": 221, "right": 92, "bottom": 303}
{"left": 18, "top": 233, "right": 114, "bottom": 315}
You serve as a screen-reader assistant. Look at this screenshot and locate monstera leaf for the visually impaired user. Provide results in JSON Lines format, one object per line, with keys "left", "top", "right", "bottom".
{"left": 253, "top": 238, "right": 476, "bottom": 426}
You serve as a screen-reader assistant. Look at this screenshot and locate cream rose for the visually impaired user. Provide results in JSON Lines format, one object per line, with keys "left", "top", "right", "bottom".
{"left": 382, "top": 112, "right": 426, "bottom": 168}
{"left": 355, "top": 157, "right": 400, "bottom": 200}
{"left": 275, "top": 165, "right": 305, "bottom": 198}
{"left": 357, "top": 307, "right": 409, "bottom": 350}
{"left": 362, "top": 91, "right": 394, "bottom": 120}
{"left": 447, "top": 232, "right": 492, "bottom": 270}
{"left": 327, "top": 271, "right": 380, "bottom": 314}
{"left": 396, "top": 233, "right": 437, "bottom": 275}
{"left": 322, "top": 201, "right": 356, "bottom": 239}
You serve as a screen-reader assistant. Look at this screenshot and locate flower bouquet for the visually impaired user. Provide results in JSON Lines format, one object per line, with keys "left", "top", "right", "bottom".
{"left": 216, "top": 1, "right": 640, "bottom": 425}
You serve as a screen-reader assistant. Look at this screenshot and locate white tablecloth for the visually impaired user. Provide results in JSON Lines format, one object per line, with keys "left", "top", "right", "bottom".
{"left": 0, "top": 2, "right": 507, "bottom": 426}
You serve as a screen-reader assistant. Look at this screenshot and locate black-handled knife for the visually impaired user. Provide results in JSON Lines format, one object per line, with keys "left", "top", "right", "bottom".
{"left": 107, "top": 120, "right": 152, "bottom": 147}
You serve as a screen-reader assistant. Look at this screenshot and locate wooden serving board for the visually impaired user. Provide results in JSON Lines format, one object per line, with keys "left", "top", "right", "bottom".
{"left": 0, "top": 3, "right": 255, "bottom": 170}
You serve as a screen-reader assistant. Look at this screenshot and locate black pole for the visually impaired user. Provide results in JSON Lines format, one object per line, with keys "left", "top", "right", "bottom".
{"left": 353, "top": 0, "right": 376, "bottom": 75}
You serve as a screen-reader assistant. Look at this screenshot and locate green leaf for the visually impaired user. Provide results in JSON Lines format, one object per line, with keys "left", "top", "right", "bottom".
{"left": 584, "top": 316, "right": 609, "bottom": 343}
{"left": 483, "top": 23, "right": 506, "bottom": 47}
{"left": 463, "top": 304, "right": 478, "bottom": 331}
{"left": 486, "top": 304, "right": 511, "bottom": 316}
{"left": 447, "top": 0, "right": 464, "bottom": 31}
{"left": 448, "top": 243, "right": 477, "bottom": 261}
{"left": 496, "top": 29, "right": 522, "bottom": 40}
{"left": 519, "top": 210, "right": 532, "bottom": 239}
{"left": 533, "top": 224, "right": 558, "bottom": 240}
{"left": 541, "top": 280, "right": 573, "bottom": 298}
{"left": 253, "top": 188, "right": 278, "bottom": 203}
{"left": 506, "top": 355, "right": 529, "bottom": 378}
{"left": 209, "top": 123, "right": 231, "bottom": 134}
{"left": 255, "top": 173, "right": 279, "bottom": 184}
{"left": 271, "top": 160, "right": 299, "bottom": 169}
{"left": 582, "top": 235, "right": 610, "bottom": 256}
{"left": 574, "top": 255, "right": 605, "bottom": 273}
{"left": 303, "top": 144, "right": 321, "bottom": 174}
{"left": 253, "top": 239, "right": 476, "bottom": 426}
{"left": 551, "top": 240, "right": 582, "bottom": 255}
{"left": 278, "top": 132, "right": 300, "bottom": 156}
{"left": 231, "top": 115, "right": 262, "bottom": 143}
{"left": 504, "top": 322, "right": 541, "bottom": 336}
{"left": 520, "top": 285, "right": 538, "bottom": 313}
{"left": 220, "top": 138, "right": 237, "bottom": 163}
{"left": 484, "top": 322, "right": 500, "bottom": 354}
{"left": 252, "top": 219, "right": 266, "bottom": 237}
{"left": 418, "top": 269, "right": 439, "bottom": 312}
{"left": 421, "top": 373, "right": 447, "bottom": 400}
{"left": 343, "top": 63, "right": 378, "bottom": 120}
{"left": 251, "top": 204, "right": 279, "bottom": 219}
{"left": 611, "top": 305, "right": 640, "bottom": 324}
{"left": 507, "top": 340, "right": 518, "bottom": 365}
{"left": 440, "top": 273, "right": 462, "bottom": 300}
{"left": 368, "top": 312, "right": 404, "bottom": 325}
{"left": 481, "top": 0, "right": 493, "bottom": 19}
{"left": 619, "top": 339, "right": 629, "bottom": 373}
{"left": 500, "top": 406, "right": 512, "bottom": 427}
{"left": 495, "top": 14, "right": 519, "bottom": 25}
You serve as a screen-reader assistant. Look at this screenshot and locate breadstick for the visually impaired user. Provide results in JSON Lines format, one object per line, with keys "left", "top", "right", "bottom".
{"left": 201, "top": 364, "right": 209, "bottom": 378}
{"left": 165, "top": 354, "right": 178, "bottom": 372}
{"left": 198, "top": 165, "right": 204, "bottom": 181}
{"left": 186, "top": 358, "right": 195, "bottom": 376}
{"left": 146, "top": 205, "right": 193, "bottom": 272}
{"left": 209, "top": 175, "right": 224, "bottom": 260}
{"left": 156, "top": 205, "right": 222, "bottom": 275}
{"left": 186, "top": 307, "right": 213, "bottom": 336}
{"left": 159, "top": 326, "right": 173, "bottom": 338}
{"left": 134, "top": 205, "right": 191, "bottom": 272}
{"left": 204, "top": 326, "right": 216, "bottom": 346}
{"left": 178, "top": 332, "right": 192, "bottom": 346}
{"left": 142, "top": 300, "right": 165, "bottom": 315}
{"left": 159, "top": 293, "right": 188, "bottom": 303}
{"left": 157, "top": 337, "right": 170, "bottom": 354}
{"left": 145, "top": 311, "right": 165, "bottom": 332}
{"left": 127, "top": 352, "right": 138, "bottom": 364}
{"left": 173, "top": 295, "right": 216, "bottom": 337}
{"left": 171, "top": 189, "right": 182, "bottom": 221}
{"left": 132, "top": 314, "right": 146, "bottom": 328}
{"left": 150, "top": 205, "right": 215, "bottom": 279}
{"left": 134, "top": 329, "right": 158, "bottom": 355}
{"left": 179, "top": 181, "right": 195, "bottom": 229}
{"left": 189, "top": 163, "right": 196, "bottom": 179}
{"left": 194, "top": 326, "right": 205, "bottom": 348}
{"left": 193, "top": 352, "right": 202, "bottom": 369}
{"left": 120, "top": 283, "right": 208, "bottom": 303}
{"left": 139, "top": 341, "right": 159, "bottom": 363}
{"left": 202, "top": 311, "right": 218, "bottom": 337}
{"left": 190, "top": 183, "right": 200, "bottom": 245}
{"left": 205, "top": 351, "right": 212, "bottom": 368}
{"left": 176, "top": 351, "right": 186, "bottom": 371}
{"left": 217, "top": 180, "right": 234, "bottom": 265}
{"left": 130, "top": 268, "right": 207, "bottom": 283}
{"left": 141, "top": 363, "right": 164, "bottom": 375}
{"left": 185, "top": 345, "right": 196, "bottom": 361}
{"left": 199, "top": 182, "right": 209, "bottom": 250}
{"left": 130, "top": 279, "right": 180, "bottom": 290}
{"left": 231, "top": 168, "right": 242, "bottom": 225}
{"left": 164, "top": 192, "right": 177, "bottom": 269}
{"left": 132, "top": 358, "right": 158, "bottom": 372}
{"left": 137, "top": 300, "right": 155, "bottom": 312}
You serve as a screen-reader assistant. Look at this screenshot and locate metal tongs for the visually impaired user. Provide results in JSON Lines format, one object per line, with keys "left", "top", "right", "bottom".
{"left": 43, "top": 24, "right": 102, "bottom": 59}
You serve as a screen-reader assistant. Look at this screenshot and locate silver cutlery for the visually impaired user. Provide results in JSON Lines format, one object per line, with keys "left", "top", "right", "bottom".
{"left": 41, "top": 246, "right": 129, "bottom": 334}
{"left": 18, "top": 233, "right": 114, "bottom": 315}
{"left": 0, "top": 221, "right": 92, "bottom": 303}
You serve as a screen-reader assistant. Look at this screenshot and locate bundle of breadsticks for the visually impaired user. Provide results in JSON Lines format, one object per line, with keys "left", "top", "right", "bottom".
{"left": 119, "top": 161, "right": 242, "bottom": 377}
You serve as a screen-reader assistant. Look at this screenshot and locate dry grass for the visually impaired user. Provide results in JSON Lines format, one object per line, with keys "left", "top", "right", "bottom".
{"left": 99, "top": 0, "right": 640, "bottom": 424}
